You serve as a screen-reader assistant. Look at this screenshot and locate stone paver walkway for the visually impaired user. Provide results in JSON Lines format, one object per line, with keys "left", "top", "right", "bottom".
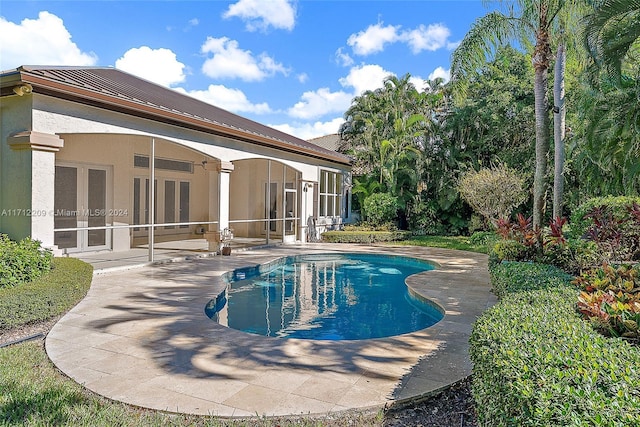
{"left": 45, "top": 244, "right": 494, "bottom": 417}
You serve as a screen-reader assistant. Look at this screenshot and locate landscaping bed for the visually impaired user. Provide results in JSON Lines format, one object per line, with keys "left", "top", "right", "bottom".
{"left": 471, "top": 260, "right": 640, "bottom": 426}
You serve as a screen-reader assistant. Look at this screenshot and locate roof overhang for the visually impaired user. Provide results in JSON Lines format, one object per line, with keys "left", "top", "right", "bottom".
{"left": 1, "top": 67, "right": 352, "bottom": 167}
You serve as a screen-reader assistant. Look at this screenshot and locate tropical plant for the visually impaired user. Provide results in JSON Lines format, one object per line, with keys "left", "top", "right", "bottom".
{"left": 451, "top": 0, "right": 585, "bottom": 228}
{"left": 350, "top": 175, "right": 382, "bottom": 219}
{"left": 570, "top": 73, "right": 640, "bottom": 196}
{"left": 340, "top": 74, "right": 427, "bottom": 186}
{"left": 340, "top": 73, "right": 448, "bottom": 227}
{"left": 362, "top": 192, "right": 399, "bottom": 227}
{"left": 566, "top": 1, "right": 640, "bottom": 198}
{"left": 574, "top": 263, "right": 640, "bottom": 339}
{"left": 445, "top": 46, "right": 536, "bottom": 173}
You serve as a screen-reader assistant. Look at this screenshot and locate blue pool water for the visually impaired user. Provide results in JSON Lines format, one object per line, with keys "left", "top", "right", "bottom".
{"left": 205, "top": 253, "right": 443, "bottom": 340}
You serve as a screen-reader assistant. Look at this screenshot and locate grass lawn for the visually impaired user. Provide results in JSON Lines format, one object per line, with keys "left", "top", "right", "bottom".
{"left": 393, "top": 235, "right": 492, "bottom": 254}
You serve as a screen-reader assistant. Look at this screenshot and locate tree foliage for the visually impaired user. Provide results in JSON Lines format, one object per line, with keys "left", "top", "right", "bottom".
{"left": 566, "top": 0, "right": 640, "bottom": 198}
{"left": 451, "top": 0, "right": 585, "bottom": 228}
{"left": 336, "top": 1, "right": 640, "bottom": 235}
{"left": 362, "top": 193, "right": 399, "bottom": 227}
{"left": 445, "top": 46, "right": 535, "bottom": 171}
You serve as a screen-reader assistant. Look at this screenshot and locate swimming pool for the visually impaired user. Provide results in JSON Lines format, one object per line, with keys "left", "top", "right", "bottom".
{"left": 206, "top": 253, "right": 444, "bottom": 340}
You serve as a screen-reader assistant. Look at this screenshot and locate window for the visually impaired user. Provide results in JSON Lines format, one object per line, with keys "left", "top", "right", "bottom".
{"left": 318, "top": 170, "right": 342, "bottom": 217}
{"left": 134, "top": 155, "right": 194, "bottom": 173}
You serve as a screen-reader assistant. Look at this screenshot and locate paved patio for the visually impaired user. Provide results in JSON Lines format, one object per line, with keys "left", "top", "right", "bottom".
{"left": 45, "top": 243, "right": 495, "bottom": 417}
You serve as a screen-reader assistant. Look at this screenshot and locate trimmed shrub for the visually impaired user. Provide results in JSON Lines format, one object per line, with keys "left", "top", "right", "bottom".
{"left": 468, "top": 231, "right": 497, "bottom": 246}
{"left": 538, "top": 238, "right": 600, "bottom": 275}
{"left": 0, "top": 257, "right": 93, "bottom": 330}
{"left": 363, "top": 193, "right": 399, "bottom": 226}
{"left": 471, "top": 287, "right": 640, "bottom": 426}
{"left": 489, "top": 260, "right": 573, "bottom": 299}
{"left": 321, "top": 230, "right": 411, "bottom": 244}
{"left": 458, "top": 164, "right": 527, "bottom": 227}
{"left": 489, "top": 239, "right": 534, "bottom": 267}
{"left": 0, "top": 234, "right": 53, "bottom": 288}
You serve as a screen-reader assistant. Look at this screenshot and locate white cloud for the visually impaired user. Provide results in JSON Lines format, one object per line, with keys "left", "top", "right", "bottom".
{"left": 258, "top": 53, "right": 289, "bottom": 75}
{"left": 0, "top": 11, "right": 97, "bottom": 70}
{"left": 409, "top": 76, "right": 427, "bottom": 92}
{"left": 223, "top": 0, "right": 296, "bottom": 31}
{"left": 345, "top": 21, "right": 455, "bottom": 57}
{"left": 347, "top": 22, "right": 400, "bottom": 56}
{"left": 201, "top": 37, "right": 287, "bottom": 81}
{"left": 339, "top": 64, "right": 394, "bottom": 96}
{"left": 174, "top": 85, "right": 272, "bottom": 114}
{"left": 115, "top": 46, "right": 185, "bottom": 87}
{"left": 288, "top": 88, "right": 353, "bottom": 120}
{"left": 447, "top": 40, "right": 461, "bottom": 50}
{"left": 335, "top": 47, "right": 354, "bottom": 67}
{"left": 297, "top": 73, "right": 309, "bottom": 83}
{"left": 428, "top": 66, "right": 450, "bottom": 83}
{"left": 402, "top": 23, "right": 451, "bottom": 53}
{"left": 271, "top": 117, "right": 344, "bottom": 140}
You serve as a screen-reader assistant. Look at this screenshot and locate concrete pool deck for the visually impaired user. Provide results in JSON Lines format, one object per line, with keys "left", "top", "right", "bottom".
{"left": 45, "top": 243, "right": 495, "bottom": 417}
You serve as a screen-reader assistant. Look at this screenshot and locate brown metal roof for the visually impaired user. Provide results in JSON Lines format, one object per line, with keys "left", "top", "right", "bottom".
{"left": 1, "top": 65, "right": 351, "bottom": 166}
{"left": 308, "top": 133, "right": 341, "bottom": 151}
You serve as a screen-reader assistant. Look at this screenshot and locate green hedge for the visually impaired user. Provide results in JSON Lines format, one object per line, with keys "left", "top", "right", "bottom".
{"left": 0, "top": 257, "right": 93, "bottom": 330}
{"left": 489, "top": 261, "right": 573, "bottom": 299}
{"left": 471, "top": 262, "right": 640, "bottom": 426}
{"left": 362, "top": 192, "right": 399, "bottom": 226}
{"left": 0, "top": 234, "right": 53, "bottom": 288}
{"left": 321, "top": 230, "right": 411, "bottom": 243}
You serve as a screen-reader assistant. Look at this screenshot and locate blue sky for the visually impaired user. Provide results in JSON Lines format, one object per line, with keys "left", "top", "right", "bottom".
{"left": 1, "top": 0, "right": 497, "bottom": 140}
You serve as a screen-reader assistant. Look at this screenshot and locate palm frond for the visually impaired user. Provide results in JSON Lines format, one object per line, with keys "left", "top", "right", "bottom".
{"left": 583, "top": 0, "right": 640, "bottom": 80}
{"left": 450, "top": 11, "right": 518, "bottom": 101}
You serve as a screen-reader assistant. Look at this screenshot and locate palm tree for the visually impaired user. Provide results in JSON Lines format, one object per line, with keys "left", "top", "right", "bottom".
{"left": 552, "top": 38, "right": 566, "bottom": 219}
{"left": 340, "top": 74, "right": 429, "bottom": 190}
{"left": 451, "top": 0, "right": 581, "bottom": 228}
{"left": 584, "top": 0, "right": 640, "bottom": 81}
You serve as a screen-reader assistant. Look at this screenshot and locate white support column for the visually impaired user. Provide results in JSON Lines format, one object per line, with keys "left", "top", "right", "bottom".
{"left": 218, "top": 161, "right": 234, "bottom": 232}
{"left": 7, "top": 131, "right": 64, "bottom": 253}
{"left": 148, "top": 138, "right": 155, "bottom": 262}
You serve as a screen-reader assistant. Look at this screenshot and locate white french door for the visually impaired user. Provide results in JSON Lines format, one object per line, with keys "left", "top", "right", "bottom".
{"left": 54, "top": 164, "right": 111, "bottom": 252}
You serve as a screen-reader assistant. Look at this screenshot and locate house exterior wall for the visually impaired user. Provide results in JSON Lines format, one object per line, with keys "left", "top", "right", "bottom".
{"left": 1, "top": 92, "right": 351, "bottom": 251}
{"left": 229, "top": 159, "right": 302, "bottom": 239}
